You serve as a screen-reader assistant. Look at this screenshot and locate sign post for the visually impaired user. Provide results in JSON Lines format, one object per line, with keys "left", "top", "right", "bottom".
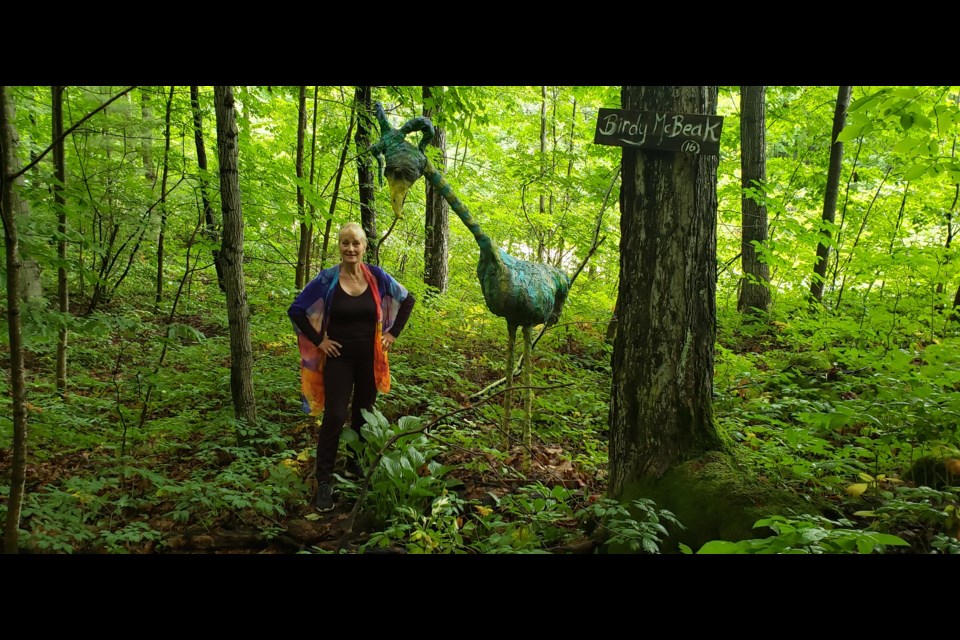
{"left": 593, "top": 108, "right": 723, "bottom": 155}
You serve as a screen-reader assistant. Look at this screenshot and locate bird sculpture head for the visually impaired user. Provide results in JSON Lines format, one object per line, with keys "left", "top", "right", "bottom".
{"left": 369, "top": 102, "right": 435, "bottom": 218}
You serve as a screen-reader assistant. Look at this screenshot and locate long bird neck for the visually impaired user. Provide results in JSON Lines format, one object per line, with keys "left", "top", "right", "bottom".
{"left": 424, "top": 160, "right": 494, "bottom": 254}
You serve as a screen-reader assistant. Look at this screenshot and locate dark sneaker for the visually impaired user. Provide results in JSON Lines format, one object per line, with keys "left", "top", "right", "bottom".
{"left": 343, "top": 458, "right": 364, "bottom": 480}
{"left": 312, "top": 483, "right": 335, "bottom": 513}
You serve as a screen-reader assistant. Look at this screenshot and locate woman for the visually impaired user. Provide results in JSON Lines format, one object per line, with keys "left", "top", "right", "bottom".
{"left": 288, "top": 222, "right": 415, "bottom": 512}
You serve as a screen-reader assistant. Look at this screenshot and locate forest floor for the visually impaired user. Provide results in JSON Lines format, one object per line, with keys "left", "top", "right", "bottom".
{"left": 176, "top": 440, "right": 598, "bottom": 554}
{"left": 7, "top": 423, "right": 602, "bottom": 554}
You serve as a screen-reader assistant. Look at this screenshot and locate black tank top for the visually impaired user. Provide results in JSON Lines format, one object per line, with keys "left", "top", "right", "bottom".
{"left": 326, "top": 281, "right": 377, "bottom": 350}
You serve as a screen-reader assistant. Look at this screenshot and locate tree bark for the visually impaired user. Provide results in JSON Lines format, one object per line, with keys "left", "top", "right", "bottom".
{"left": 354, "top": 86, "right": 378, "bottom": 264}
{"left": 190, "top": 86, "right": 226, "bottom": 293}
{"left": 737, "top": 85, "right": 772, "bottom": 315}
{"left": 809, "top": 85, "right": 852, "bottom": 303}
{"left": 320, "top": 97, "right": 355, "bottom": 268}
{"left": 2, "top": 88, "right": 42, "bottom": 301}
{"left": 295, "top": 86, "right": 309, "bottom": 289}
{"left": 609, "top": 86, "right": 725, "bottom": 497}
{"left": 213, "top": 86, "right": 258, "bottom": 430}
{"left": 423, "top": 85, "right": 449, "bottom": 295}
{"left": 1, "top": 86, "right": 29, "bottom": 553}
{"left": 139, "top": 87, "right": 156, "bottom": 184}
{"left": 154, "top": 86, "right": 174, "bottom": 312}
{"left": 53, "top": 86, "right": 69, "bottom": 391}
{"left": 305, "top": 86, "right": 319, "bottom": 277}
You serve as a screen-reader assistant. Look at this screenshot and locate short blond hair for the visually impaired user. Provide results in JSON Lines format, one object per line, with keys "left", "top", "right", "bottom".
{"left": 338, "top": 221, "right": 368, "bottom": 248}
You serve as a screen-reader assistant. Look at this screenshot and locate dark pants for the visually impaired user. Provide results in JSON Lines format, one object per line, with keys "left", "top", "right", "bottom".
{"left": 315, "top": 342, "right": 376, "bottom": 484}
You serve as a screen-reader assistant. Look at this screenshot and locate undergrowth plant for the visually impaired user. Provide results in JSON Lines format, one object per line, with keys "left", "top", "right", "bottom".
{"left": 687, "top": 513, "right": 911, "bottom": 554}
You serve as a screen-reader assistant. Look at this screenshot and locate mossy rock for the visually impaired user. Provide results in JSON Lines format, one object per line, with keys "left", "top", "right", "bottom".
{"left": 616, "top": 451, "right": 824, "bottom": 553}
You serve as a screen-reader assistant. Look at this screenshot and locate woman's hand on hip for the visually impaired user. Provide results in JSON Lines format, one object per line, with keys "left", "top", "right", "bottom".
{"left": 319, "top": 338, "right": 342, "bottom": 358}
{"left": 381, "top": 332, "right": 396, "bottom": 351}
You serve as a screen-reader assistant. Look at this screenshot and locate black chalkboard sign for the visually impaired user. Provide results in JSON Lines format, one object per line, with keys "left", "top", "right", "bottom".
{"left": 593, "top": 108, "right": 723, "bottom": 155}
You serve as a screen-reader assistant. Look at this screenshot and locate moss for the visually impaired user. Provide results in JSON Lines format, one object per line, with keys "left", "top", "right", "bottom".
{"left": 616, "top": 451, "right": 822, "bottom": 553}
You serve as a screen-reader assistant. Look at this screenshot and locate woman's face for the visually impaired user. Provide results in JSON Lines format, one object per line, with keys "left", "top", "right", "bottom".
{"left": 339, "top": 232, "right": 366, "bottom": 265}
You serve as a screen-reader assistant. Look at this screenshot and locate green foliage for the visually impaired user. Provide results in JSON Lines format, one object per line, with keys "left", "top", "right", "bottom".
{"left": 345, "top": 410, "right": 454, "bottom": 529}
{"left": 5, "top": 86, "right": 960, "bottom": 555}
{"left": 576, "top": 496, "right": 684, "bottom": 554}
{"left": 852, "top": 485, "right": 960, "bottom": 553}
{"left": 363, "top": 491, "right": 470, "bottom": 554}
{"left": 688, "top": 514, "right": 910, "bottom": 554}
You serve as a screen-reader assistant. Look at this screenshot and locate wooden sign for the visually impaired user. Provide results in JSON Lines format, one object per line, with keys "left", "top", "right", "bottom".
{"left": 594, "top": 108, "right": 723, "bottom": 155}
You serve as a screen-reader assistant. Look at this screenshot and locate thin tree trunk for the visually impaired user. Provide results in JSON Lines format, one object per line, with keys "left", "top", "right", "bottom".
{"left": 835, "top": 166, "right": 892, "bottom": 310}
{"left": 320, "top": 95, "right": 355, "bottom": 268}
{"left": 213, "top": 85, "right": 258, "bottom": 431}
{"left": 295, "top": 85, "right": 309, "bottom": 289}
{"left": 609, "top": 86, "right": 725, "bottom": 497}
{"left": 139, "top": 87, "right": 156, "bottom": 184}
{"left": 355, "top": 86, "right": 378, "bottom": 264}
{"left": 538, "top": 85, "right": 547, "bottom": 262}
{"left": 190, "top": 86, "right": 226, "bottom": 293}
{"left": 810, "top": 85, "right": 853, "bottom": 303}
{"left": 154, "top": 86, "right": 174, "bottom": 312}
{"left": 1, "top": 85, "right": 29, "bottom": 554}
{"left": 423, "top": 85, "right": 449, "bottom": 295}
{"left": 53, "top": 86, "right": 69, "bottom": 391}
{"left": 737, "top": 85, "right": 772, "bottom": 315}
{"left": 305, "top": 86, "right": 319, "bottom": 277}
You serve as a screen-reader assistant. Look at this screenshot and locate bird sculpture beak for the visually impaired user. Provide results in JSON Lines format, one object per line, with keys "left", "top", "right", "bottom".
{"left": 388, "top": 176, "right": 411, "bottom": 218}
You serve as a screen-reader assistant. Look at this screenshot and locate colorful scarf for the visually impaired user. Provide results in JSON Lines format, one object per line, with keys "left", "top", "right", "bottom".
{"left": 293, "top": 262, "right": 409, "bottom": 415}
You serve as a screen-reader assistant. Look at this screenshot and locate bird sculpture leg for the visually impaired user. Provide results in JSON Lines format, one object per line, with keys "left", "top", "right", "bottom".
{"left": 521, "top": 324, "right": 534, "bottom": 469}
{"left": 501, "top": 322, "right": 519, "bottom": 451}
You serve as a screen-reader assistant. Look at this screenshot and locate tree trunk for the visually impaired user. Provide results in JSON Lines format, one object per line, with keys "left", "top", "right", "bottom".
{"left": 2, "top": 88, "right": 42, "bottom": 301}
{"left": 154, "top": 86, "right": 174, "bottom": 312}
{"left": 809, "top": 85, "right": 852, "bottom": 303}
{"left": 737, "top": 85, "right": 772, "bottom": 315}
{"left": 354, "top": 86, "right": 378, "bottom": 265}
{"left": 295, "top": 85, "right": 309, "bottom": 289}
{"left": 213, "top": 86, "right": 258, "bottom": 430}
{"left": 305, "top": 86, "right": 319, "bottom": 277}
{"left": 139, "top": 87, "right": 156, "bottom": 184}
{"left": 422, "top": 85, "right": 449, "bottom": 295}
{"left": 318, "top": 96, "right": 356, "bottom": 268}
{"left": 190, "top": 86, "right": 226, "bottom": 293}
{"left": 608, "top": 86, "right": 725, "bottom": 497}
{"left": 52, "top": 86, "right": 69, "bottom": 391}
{"left": 1, "top": 86, "right": 29, "bottom": 554}
{"left": 538, "top": 85, "right": 548, "bottom": 262}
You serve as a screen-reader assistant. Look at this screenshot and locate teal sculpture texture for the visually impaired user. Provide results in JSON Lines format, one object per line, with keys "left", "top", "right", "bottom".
{"left": 371, "top": 102, "right": 571, "bottom": 448}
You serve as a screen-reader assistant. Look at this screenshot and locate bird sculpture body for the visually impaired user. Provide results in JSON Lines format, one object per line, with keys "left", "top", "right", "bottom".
{"left": 370, "top": 102, "right": 570, "bottom": 450}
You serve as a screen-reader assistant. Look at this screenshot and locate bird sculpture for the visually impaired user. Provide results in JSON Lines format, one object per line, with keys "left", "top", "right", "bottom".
{"left": 370, "top": 102, "right": 571, "bottom": 451}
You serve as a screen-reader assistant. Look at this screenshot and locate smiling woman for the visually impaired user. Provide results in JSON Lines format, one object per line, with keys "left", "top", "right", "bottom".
{"left": 287, "top": 221, "right": 416, "bottom": 513}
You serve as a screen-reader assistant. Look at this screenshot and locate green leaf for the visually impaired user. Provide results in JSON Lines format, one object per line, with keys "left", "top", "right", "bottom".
{"left": 892, "top": 137, "right": 922, "bottom": 154}
{"left": 869, "top": 533, "right": 910, "bottom": 546}
{"left": 696, "top": 540, "right": 743, "bottom": 554}
{"left": 836, "top": 122, "right": 867, "bottom": 143}
{"left": 903, "top": 163, "right": 929, "bottom": 180}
